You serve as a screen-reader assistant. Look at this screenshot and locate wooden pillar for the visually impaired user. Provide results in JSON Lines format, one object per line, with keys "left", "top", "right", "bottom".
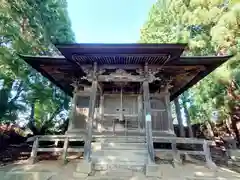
{"left": 84, "top": 62, "right": 98, "bottom": 161}
{"left": 143, "top": 63, "right": 155, "bottom": 162}
{"left": 68, "top": 91, "right": 77, "bottom": 131}
{"left": 98, "top": 94, "right": 104, "bottom": 131}
{"left": 138, "top": 95, "right": 143, "bottom": 130}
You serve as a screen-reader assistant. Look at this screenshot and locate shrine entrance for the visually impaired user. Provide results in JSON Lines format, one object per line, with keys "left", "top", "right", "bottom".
{"left": 101, "top": 88, "right": 141, "bottom": 135}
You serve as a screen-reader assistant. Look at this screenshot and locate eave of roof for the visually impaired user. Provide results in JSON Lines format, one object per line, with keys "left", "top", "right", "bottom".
{"left": 18, "top": 43, "right": 233, "bottom": 101}
{"left": 55, "top": 43, "right": 188, "bottom": 49}
{"left": 55, "top": 43, "right": 187, "bottom": 65}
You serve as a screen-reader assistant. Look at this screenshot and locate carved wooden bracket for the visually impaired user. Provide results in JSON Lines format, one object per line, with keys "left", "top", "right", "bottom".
{"left": 99, "top": 69, "right": 144, "bottom": 82}
{"left": 70, "top": 79, "right": 81, "bottom": 93}
{"left": 75, "top": 67, "right": 171, "bottom": 84}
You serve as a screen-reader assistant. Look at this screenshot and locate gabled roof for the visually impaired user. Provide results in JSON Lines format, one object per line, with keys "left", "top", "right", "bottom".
{"left": 19, "top": 43, "right": 232, "bottom": 100}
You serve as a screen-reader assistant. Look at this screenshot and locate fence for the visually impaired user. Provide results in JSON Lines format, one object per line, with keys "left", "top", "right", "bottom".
{"left": 153, "top": 136, "right": 217, "bottom": 169}
{"left": 27, "top": 135, "right": 84, "bottom": 164}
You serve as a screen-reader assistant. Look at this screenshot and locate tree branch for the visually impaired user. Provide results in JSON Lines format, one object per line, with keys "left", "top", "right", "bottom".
{"left": 48, "top": 104, "right": 63, "bottom": 122}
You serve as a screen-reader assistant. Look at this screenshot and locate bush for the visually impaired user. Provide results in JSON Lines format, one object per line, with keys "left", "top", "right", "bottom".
{"left": 0, "top": 124, "right": 27, "bottom": 152}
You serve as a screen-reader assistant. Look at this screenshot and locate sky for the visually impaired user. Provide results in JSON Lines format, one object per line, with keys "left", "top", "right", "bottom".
{"left": 66, "top": 0, "right": 184, "bottom": 125}
{"left": 67, "top": 0, "right": 156, "bottom": 43}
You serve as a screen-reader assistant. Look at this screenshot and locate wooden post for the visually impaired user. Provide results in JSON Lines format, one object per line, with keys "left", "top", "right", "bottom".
{"left": 62, "top": 137, "right": 69, "bottom": 164}
{"left": 68, "top": 92, "right": 77, "bottom": 131}
{"left": 29, "top": 137, "right": 39, "bottom": 164}
{"left": 84, "top": 62, "right": 98, "bottom": 161}
{"left": 125, "top": 117, "right": 128, "bottom": 136}
{"left": 54, "top": 140, "right": 59, "bottom": 147}
{"left": 203, "top": 140, "right": 217, "bottom": 169}
{"left": 138, "top": 95, "right": 143, "bottom": 130}
{"left": 120, "top": 86, "right": 123, "bottom": 122}
{"left": 53, "top": 140, "right": 59, "bottom": 156}
{"left": 172, "top": 139, "right": 182, "bottom": 166}
{"left": 98, "top": 94, "right": 104, "bottom": 131}
{"left": 143, "top": 63, "right": 155, "bottom": 162}
{"left": 113, "top": 119, "right": 116, "bottom": 135}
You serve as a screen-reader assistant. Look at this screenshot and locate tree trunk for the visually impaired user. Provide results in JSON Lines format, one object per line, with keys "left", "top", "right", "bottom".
{"left": 183, "top": 103, "right": 193, "bottom": 137}
{"left": 231, "top": 117, "right": 239, "bottom": 144}
{"left": 28, "top": 101, "right": 39, "bottom": 135}
{"left": 230, "top": 105, "right": 240, "bottom": 145}
{"left": 225, "top": 118, "right": 232, "bottom": 134}
{"left": 228, "top": 81, "right": 240, "bottom": 145}
{"left": 174, "top": 97, "right": 184, "bottom": 137}
{"left": 205, "top": 121, "right": 214, "bottom": 139}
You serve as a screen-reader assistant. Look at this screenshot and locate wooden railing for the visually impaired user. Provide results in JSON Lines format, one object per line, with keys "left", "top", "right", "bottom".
{"left": 27, "top": 135, "right": 84, "bottom": 164}
{"left": 153, "top": 136, "right": 216, "bottom": 169}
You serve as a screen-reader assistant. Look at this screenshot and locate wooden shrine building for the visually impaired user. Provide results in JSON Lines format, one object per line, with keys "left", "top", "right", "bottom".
{"left": 20, "top": 44, "right": 231, "bottom": 175}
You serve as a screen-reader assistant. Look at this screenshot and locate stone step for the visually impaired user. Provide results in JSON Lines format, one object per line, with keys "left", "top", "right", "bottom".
{"left": 93, "top": 136, "right": 145, "bottom": 143}
{"left": 3, "top": 172, "right": 55, "bottom": 180}
{"left": 91, "top": 142, "right": 102, "bottom": 151}
{"left": 86, "top": 176, "right": 126, "bottom": 180}
{"left": 185, "top": 177, "right": 240, "bottom": 180}
{"left": 91, "top": 148, "right": 148, "bottom": 155}
{"left": 93, "top": 161, "right": 145, "bottom": 171}
{"left": 101, "top": 142, "right": 147, "bottom": 150}
{"left": 91, "top": 154, "right": 148, "bottom": 165}
{"left": 91, "top": 142, "right": 147, "bottom": 151}
{"left": 72, "top": 172, "right": 89, "bottom": 179}
{"left": 185, "top": 177, "right": 216, "bottom": 180}
{"left": 91, "top": 150, "right": 148, "bottom": 162}
{"left": 94, "top": 168, "right": 134, "bottom": 177}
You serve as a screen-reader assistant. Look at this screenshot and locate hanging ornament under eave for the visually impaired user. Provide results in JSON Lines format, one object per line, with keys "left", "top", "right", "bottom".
{"left": 146, "top": 113, "right": 151, "bottom": 122}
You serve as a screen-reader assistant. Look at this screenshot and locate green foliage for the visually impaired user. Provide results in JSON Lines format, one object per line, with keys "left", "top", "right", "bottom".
{"left": 140, "top": 0, "right": 240, "bottom": 135}
{"left": 0, "top": 0, "right": 74, "bottom": 134}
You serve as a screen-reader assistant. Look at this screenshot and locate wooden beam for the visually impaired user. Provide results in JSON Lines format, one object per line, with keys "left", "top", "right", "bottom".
{"left": 36, "top": 147, "right": 84, "bottom": 153}
{"left": 104, "top": 113, "right": 138, "bottom": 118}
{"left": 37, "top": 148, "right": 63, "bottom": 152}
{"left": 155, "top": 149, "right": 205, "bottom": 155}
{"left": 153, "top": 136, "right": 214, "bottom": 145}
{"left": 27, "top": 135, "right": 84, "bottom": 142}
{"left": 96, "top": 75, "right": 145, "bottom": 82}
